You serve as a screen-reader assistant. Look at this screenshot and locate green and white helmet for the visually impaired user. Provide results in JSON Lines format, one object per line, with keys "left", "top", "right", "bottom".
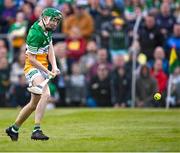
{"left": 41, "top": 7, "right": 63, "bottom": 21}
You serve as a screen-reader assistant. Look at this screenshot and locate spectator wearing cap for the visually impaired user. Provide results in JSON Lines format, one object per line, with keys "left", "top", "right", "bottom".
{"left": 63, "top": 1, "right": 94, "bottom": 38}
{"left": 156, "top": 2, "right": 176, "bottom": 39}
{"left": 95, "top": 5, "right": 113, "bottom": 34}
{"left": 101, "top": 17, "right": 127, "bottom": 60}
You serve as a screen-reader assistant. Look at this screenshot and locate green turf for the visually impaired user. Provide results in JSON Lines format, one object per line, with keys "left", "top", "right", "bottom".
{"left": 0, "top": 108, "right": 180, "bottom": 152}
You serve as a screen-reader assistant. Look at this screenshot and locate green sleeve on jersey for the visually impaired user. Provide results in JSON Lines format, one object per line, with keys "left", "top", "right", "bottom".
{"left": 26, "top": 29, "right": 43, "bottom": 54}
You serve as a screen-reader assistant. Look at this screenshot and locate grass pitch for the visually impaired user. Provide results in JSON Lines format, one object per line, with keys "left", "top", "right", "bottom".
{"left": 0, "top": 108, "right": 180, "bottom": 152}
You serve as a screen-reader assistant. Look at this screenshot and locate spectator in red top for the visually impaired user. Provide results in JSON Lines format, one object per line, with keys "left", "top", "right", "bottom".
{"left": 66, "top": 26, "right": 86, "bottom": 74}
{"left": 66, "top": 26, "right": 86, "bottom": 60}
{"left": 150, "top": 59, "right": 168, "bottom": 94}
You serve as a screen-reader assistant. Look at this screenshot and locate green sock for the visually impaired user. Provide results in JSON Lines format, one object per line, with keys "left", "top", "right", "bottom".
{"left": 33, "top": 124, "right": 41, "bottom": 132}
{"left": 12, "top": 124, "right": 19, "bottom": 133}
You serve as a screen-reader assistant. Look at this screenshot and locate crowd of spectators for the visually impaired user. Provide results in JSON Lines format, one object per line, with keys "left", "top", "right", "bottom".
{"left": 0, "top": 0, "right": 180, "bottom": 108}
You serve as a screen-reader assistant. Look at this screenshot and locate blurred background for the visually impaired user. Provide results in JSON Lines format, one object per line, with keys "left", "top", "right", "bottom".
{"left": 0, "top": 0, "right": 180, "bottom": 109}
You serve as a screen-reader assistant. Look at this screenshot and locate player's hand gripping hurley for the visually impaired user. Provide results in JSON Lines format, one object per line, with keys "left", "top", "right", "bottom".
{"left": 27, "top": 75, "right": 53, "bottom": 95}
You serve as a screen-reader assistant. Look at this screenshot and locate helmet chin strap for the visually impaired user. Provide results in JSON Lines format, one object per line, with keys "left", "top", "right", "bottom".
{"left": 42, "top": 17, "right": 52, "bottom": 31}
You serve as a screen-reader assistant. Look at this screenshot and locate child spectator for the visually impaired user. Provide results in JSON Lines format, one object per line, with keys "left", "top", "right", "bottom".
{"left": 79, "top": 40, "right": 98, "bottom": 74}
{"left": 65, "top": 62, "right": 86, "bottom": 106}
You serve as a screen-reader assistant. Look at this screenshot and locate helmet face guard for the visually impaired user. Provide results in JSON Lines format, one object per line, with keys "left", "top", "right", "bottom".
{"left": 41, "top": 8, "right": 63, "bottom": 31}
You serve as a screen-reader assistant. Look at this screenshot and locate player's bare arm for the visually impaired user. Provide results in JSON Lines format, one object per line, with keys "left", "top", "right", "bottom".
{"left": 27, "top": 52, "right": 55, "bottom": 77}
{"left": 48, "top": 41, "right": 60, "bottom": 76}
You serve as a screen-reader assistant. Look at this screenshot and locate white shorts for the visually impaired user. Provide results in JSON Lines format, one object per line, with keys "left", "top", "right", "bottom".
{"left": 25, "top": 68, "right": 49, "bottom": 86}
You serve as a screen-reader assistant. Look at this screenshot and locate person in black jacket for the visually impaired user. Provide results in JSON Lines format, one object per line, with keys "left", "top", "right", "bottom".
{"left": 111, "top": 66, "right": 131, "bottom": 107}
{"left": 139, "top": 15, "right": 163, "bottom": 60}
{"left": 88, "top": 63, "right": 112, "bottom": 107}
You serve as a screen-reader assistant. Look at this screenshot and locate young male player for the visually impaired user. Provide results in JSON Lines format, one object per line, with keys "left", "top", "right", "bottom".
{"left": 5, "top": 8, "right": 63, "bottom": 141}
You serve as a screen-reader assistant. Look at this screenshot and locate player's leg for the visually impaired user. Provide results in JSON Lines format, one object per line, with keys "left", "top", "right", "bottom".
{"left": 5, "top": 74, "right": 45, "bottom": 141}
{"left": 31, "top": 84, "right": 50, "bottom": 140}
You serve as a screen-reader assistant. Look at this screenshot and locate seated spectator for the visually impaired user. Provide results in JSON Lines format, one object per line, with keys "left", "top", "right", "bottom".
{"left": 95, "top": 5, "right": 112, "bottom": 34}
{"left": 156, "top": 2, "right": 176, "bottom": 39}
{"left": 150, "top": 59, "right": 168, "bottom": 94}
{"left": 8, "top": 11, "right": 27, "bottom": 51}
{"left": 138, "top": 15, "right": 163, "bottom": 60}
{"left": 1, "top": 0, "right": 17, "bottom": 33}
{"left": 66, "top": 26, "right": 86, "bottom": 60}
{"left": 87, "top": 63, "right": 112, "bottom": 107}
{"left": 0, "top": 57, "right": 10, "bottom": 107}
{"left": 87, "top": 48, "right": 112, "bottom": 81}
{"left": 10, "top": 45, "right": 26, "bottom": 84}
{"left": 101, "top": 17, "right": 127, "bottom": 59}
{"left": 174, "top": 3, "right": 180, "bottom": 23}
{"left": 29, "top": 5, "right": 44, "bottom": 27}
{"left": 63, "top": 1, "right": 94, "bottom": 38}
{"left": 65, "top": 62, "right": 86, "bottom": 106}
{"left": 100, "top": 0, "right": 115, "bottom": 10}
{"left": 8, "top": 74, "right": 30, "bottom": 107}
{"left": 136, "top": 65, "right": 157, "bottom": 107}
{"left": 148, "top": 46, "right": 169, "bottom": 74}
{"left": 96, "top": 5, "right": 113, "bottom": 48}
{"left": 66, "top": 26, "right": 86, "bottom": 72}
{"left": 112, "top": 54, "right": 126, "bottom": 69}
{"left": 54, "top": 42, "right": 68, "bottom": 106}
{"left": 111, "top": 65, "right": 130, "bottom": 107}
{"left": 38, "top": 0, "right": 55, "bottom": 8}
{"left": 124, "top": 0, "right": 147, "bottom": 22}
{"left": 60, "top": 2, "right": 74, "bottom": 18}
{"left": 125, "top": 50, "right": 139, "bottom": 81}
{"left": 87, "top": 0, "right": 100, "bottom": 19}
{"left": 54, "top": 42, "right": 68, "bottom": 74}
{"left": 20, "top": 1, "right": 33, "bottom": 25}
{"left": 79, "top": 39, "right": 98, "bottom": 74}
